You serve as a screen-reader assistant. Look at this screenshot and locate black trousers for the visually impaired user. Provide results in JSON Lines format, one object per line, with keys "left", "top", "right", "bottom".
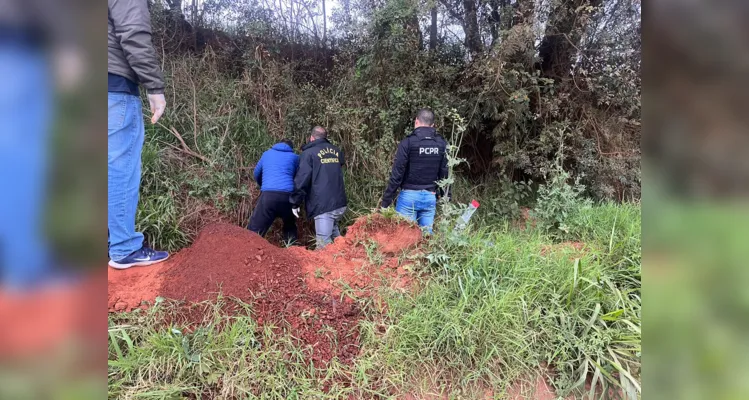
{"left": 248, "top": 191, "right": 298, "bottom": 244}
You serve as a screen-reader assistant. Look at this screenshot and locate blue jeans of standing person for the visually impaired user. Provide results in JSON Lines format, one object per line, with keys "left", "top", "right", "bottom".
{"left": 314, "top": 206, "right": 346, "bottom": 249}
{"left": 0, "top": 44, "right": 50, "bottom": 288}
{"left": 395, "top": 190, "right": 437, "bottom": 234}
{"left": 108, "top": 92, "right": 145, "bottom": 260}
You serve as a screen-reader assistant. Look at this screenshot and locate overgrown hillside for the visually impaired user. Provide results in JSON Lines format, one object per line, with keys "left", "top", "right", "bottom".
{"left": 110, "top": 1, "right": 641, "bottom": 397}
{"left": 137, "top": 0, "right": 641, "bottom": 250}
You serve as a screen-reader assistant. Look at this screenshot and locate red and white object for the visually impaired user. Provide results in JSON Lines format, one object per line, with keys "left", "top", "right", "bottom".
{"left": 454, "top": 200, "right": 480, "bottom": 231}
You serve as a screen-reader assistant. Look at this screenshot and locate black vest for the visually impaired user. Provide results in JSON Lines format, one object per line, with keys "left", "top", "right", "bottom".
{"left": 401, "top": 127, "right": 447, "bottom": 191}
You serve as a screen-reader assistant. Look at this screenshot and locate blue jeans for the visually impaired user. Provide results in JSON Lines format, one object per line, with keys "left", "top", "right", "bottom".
{"left": 314, "top": 206, "right": 346, "bottom": 249}
{"left": 395, "top": 190, "right": 437, "bottom": 233}
{"left": 0, "top": 44, "right": 50, "bottom": 288}
{"left": 108, "top": 92, "right": 145, "bottom": 260}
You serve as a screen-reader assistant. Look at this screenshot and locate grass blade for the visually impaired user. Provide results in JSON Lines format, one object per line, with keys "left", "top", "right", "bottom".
{"left": 567, "top": 258, "right": 581, "bottom": 307}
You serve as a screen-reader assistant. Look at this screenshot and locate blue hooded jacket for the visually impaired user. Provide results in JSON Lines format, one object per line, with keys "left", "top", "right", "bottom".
{"left": 254, "top": 142, "right": 300, "bottom": 193}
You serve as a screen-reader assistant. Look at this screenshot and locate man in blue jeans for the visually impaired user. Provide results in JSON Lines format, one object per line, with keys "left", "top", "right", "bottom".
{"left": 108, "top": 0, "right": 169, "bottom": 269}
{"left": 380, "top": 109, "right": 449, "bottom": 234}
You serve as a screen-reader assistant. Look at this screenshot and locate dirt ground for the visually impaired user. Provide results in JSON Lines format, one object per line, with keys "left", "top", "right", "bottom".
{"left": 108, "top": 215, "right": 591, "bottom": 398}
{"left": 108, "top": 214, "right": 422, "bottom": 365}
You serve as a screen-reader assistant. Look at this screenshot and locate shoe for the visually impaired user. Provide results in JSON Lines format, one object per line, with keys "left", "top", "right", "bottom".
{"left": 108, "top": 246, "right": 169, "bottom": 269}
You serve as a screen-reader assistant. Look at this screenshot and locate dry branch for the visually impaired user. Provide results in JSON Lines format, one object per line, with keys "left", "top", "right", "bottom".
{"left": 158, "top": 123, "right": 210, "bottom": 163}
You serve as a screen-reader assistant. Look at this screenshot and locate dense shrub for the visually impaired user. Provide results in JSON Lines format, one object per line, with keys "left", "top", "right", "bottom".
{"left": 139, "top": 0, "right": 640, "bottom": 247}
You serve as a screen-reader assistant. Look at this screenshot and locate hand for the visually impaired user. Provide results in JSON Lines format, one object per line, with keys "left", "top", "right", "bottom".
{"left": 292, "top": 207, "right": 300, "bottom": 218}
{"left": 147, "top": 93, "right": 167, "bottom": 124}
{"left": 54, "top": 47, "right": 84, "bottom": 93}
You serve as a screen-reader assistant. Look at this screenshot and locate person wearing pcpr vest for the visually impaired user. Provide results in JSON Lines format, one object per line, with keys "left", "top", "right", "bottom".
{"left": 290, "top": 126, "right": 348, "bottom": 249}
{"left": 380, "top": 109, "right": 449, "bottom": 234}
{"left": 248, "top": 139, "right": 300, "bottom": 244}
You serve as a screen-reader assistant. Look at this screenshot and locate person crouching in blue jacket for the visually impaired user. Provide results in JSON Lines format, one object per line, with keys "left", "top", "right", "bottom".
{"left": 248, "top": 139, "right": 300, "bottom": 244}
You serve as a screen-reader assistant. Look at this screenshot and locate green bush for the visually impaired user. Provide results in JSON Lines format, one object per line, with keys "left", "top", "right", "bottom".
{"left": 531, "top": 167, "right": 592, "bottom": 236}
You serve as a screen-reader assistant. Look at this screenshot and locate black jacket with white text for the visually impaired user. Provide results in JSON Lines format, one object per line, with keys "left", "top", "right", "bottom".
{"left": 381, "top": 127, "right": 448, "bottom": 208}
{"left": 290, "top": 138, "right": 347, "bottom": 219}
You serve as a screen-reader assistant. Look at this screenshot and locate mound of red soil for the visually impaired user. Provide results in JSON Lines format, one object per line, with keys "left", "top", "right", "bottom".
{"left": 108, "top": 215, "right": 423, "bottom": 365}
{"left": 289, "top": 214, "right": 422, "bottom": 297}
{"left": 160, "top": 224, "right": 299, "bottom": 302}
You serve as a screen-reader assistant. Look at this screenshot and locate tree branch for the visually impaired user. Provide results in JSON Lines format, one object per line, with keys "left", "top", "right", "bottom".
{"left": 158, "top": 123, "right": 210, "bottom": 163}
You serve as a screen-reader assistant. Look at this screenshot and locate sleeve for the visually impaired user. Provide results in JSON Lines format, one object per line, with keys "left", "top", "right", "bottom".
{"left": 253, "top": 154, "right": 264, "bottom": 187}
{"left": 381, "top": 138, "right": 409, "bottom": 208}
{"left": 340, "top": 148, "right": 346, "bottom": 167}
{"left": 438, "top": 141, "right": 450, "bottom": 198}
{"left": 290, "top": 152, "right": 313, "bottom": 207}
{"left": 108, "top": 0, "right": 165, "bottom": 93}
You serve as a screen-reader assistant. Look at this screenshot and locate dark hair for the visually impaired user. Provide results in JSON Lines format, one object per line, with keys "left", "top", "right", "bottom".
{"left": 280, "top": 138, "right": 294, "bottom": 148}
{"left": 415, "top": 108, "right": 435, "bottom": 126}
{"left": 311, "top": 126, "right": 327, "bottom": 140}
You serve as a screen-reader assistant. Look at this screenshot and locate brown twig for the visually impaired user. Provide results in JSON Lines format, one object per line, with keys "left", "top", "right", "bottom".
{"left": 587, "top": 112, "right": 638, "bottom": 158}
{"left": 159, "top": 123, "right": 209, "bottom": 163}
{"left": 190, "top": 74, "right": 199, "bottom": 142}
{"left": 219, "top": 106, "right": 234, "bottom": 151}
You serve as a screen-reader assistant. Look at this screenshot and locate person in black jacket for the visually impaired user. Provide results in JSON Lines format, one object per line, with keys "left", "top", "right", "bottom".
{"left": 290, "top": 126, "right": 348, "bottom": 249}
{"left": 381, "top": 109, "right": 448, "bottom": 233}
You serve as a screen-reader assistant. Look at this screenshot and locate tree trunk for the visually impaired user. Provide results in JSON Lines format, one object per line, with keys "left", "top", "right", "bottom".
{"left": 511, "top": 0, "right": 533, "bottom": 28}
{"left": 462, "top": 0, "right": 483, "bottom": 54}
{"left": 538, "top": 0, "right": 602, "bottom": 80}
{"left": 191, "top": 0, "right": 197, "bottom": 26}
{"left": 290, "top": 0, "right": 295, "bottom": 42}
{"left": 488, "top": 0, "right": 500, "bottom": 46}
{"left": 322, "top": 0, "right": 327, "bottom": 46}
{"left": 406, "top": 9, "right": 423, "bottom": 50}
{"left": 277, "top": 0, "right": 286, "bottom": 38}
{"left": 430, "top": 5, "right": 438, "bottom": 50}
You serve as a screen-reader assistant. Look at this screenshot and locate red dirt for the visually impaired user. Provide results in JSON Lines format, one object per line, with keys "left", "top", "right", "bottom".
{"left": 540, "top": 241, "right": 587, "bottom": 257}
{"left": 1, "top": 274, "right": 104, "bottom": 360}
{"left": 289, "top": 214, "right": 422, "bottom": 297}
{"left": 108, "top": 215, "right": 423, "bottom": 365}
{"left": 507, "top": 374, "right": 565, "bottom": 400}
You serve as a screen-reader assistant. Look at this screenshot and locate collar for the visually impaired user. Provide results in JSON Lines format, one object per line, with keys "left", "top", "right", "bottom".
{"left": 302, "top": 138, "right": 329, "bottom": 151}
{"left": 413, "top": 126, "right": 437, "bottom": 139}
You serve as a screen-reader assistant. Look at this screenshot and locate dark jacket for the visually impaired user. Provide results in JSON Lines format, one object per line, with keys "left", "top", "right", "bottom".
{"left": 381, "top": 127, "right": 448, "bottom": 208}
{"left": 108, "top": 0, "right": 165, "bottom": 94}
{"left": 290, "top": 138, "right": 347, "bottom": 219}
{"left": 0, "top": 0, "right": 74, "bottom": 48}
{"left": 254, "top": 142, "right": 300, "bottom": 193}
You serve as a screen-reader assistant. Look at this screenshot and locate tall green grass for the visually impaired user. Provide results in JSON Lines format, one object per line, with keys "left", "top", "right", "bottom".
{"left": 377, "top": 202, "right": 640, "bottom": 397}
{"left": 110, "top": 203, "right": 641, "bottom": 399}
